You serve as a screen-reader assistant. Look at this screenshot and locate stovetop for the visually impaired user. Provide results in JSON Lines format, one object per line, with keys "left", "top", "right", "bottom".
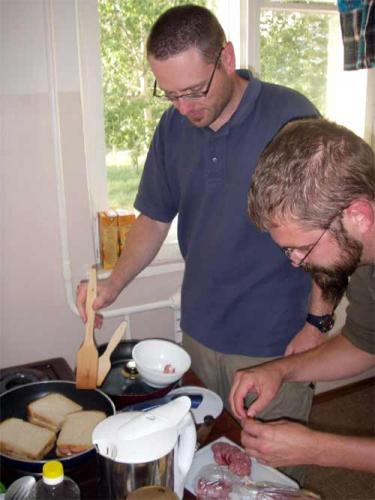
{"left": 0, "top": 357, "right": 74, "bottom": 394}
{"left": 0, "top": 358, "right": 106, "bottom": 499}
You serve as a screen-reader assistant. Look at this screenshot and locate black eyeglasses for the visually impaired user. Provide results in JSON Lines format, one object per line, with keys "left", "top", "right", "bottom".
{"left": 283, "top": 227, "right": 330, "bottom": 267}
{"left": 153, "top": 48, "right": 224, "bottom": 102}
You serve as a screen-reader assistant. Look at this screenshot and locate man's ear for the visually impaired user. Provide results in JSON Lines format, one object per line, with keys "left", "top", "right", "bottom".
{"left": 221, "top": 42, "right": 236, "bottom": 74}
{"left": 344, "top": 199, "right": 374, "bottom": 234}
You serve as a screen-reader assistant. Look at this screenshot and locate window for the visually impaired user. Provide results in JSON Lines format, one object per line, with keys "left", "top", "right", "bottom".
{"left": 97, "top": 0, "right": 219, "bottom": 258}
{"left": 82, "top": 1, "right": 373, "bottom": 267}
{"left": 249, "top": 0, "right": 370, "bottom": 139}
{"left": 98, "top": 0, "right": 218, "bottom": 212}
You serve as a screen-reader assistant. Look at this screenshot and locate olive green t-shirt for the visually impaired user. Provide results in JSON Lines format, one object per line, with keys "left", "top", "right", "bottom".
{"left": 342, "top": 266, "right": 375, "bottom": 354}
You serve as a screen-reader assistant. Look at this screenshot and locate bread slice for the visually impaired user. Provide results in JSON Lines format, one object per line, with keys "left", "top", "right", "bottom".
{"left": 56, "top": 410, "right": 106, "bottom": 457}
{"left": 0, "top": 417, "right": 56, "bottom": 460}
{"left": 27, "top": 393, "right": 83, "bottom": 432}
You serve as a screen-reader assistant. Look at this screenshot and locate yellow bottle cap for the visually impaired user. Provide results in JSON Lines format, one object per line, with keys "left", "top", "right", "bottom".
{"left": 43, "top": 460, "right": 64, "bottom": 480}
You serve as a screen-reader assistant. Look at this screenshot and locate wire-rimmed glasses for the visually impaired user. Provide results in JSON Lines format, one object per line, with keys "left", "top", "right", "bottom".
{"left": 283, "top": 227, "right": 330, "bottom": 267}
{"left": 282, "top": 209, "right": 345, "bottom": 267}
{"left": 153, "top": 47, "right": 224, "bottom": 102}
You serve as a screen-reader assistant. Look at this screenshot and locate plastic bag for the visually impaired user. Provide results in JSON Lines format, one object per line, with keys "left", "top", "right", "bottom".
{"left": 194, "top": 465, "right": 321, "bottom": 500}
{"left": 235, "top": 482, "right": 322, "bottom": 499}
{"left": 194, "top": 464, "right": 241, "bottom": 499}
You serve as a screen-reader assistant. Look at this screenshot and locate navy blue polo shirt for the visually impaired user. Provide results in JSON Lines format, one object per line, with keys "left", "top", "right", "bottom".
{"left": 135, "top": 70, "right": 319, "bottom": 356}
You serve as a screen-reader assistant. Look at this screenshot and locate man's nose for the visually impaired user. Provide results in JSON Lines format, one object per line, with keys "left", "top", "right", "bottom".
{"left": 173, "top": 98, "right": 194, "bottom": 115}
{"left": 289, "top": 249, "right": 305, "bottom": 268}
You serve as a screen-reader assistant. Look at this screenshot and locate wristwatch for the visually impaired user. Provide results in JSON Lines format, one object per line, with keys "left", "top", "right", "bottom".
{"left": 306, "top": 313, "right": 335, "bottom": 333}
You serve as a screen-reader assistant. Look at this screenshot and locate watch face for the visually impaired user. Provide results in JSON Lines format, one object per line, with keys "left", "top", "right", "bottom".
{"left": 321, "top": 316, "right": 334, "bottom": 332}
{"left": 307, "top": 314, "right": 335, "bottom": 333}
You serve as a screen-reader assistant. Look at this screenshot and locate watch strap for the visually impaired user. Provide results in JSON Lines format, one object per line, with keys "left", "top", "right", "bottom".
{"left": 306, "top": 313, "right": 335, "bottom": 333}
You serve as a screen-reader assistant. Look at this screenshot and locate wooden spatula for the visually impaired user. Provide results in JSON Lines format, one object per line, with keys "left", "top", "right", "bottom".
{"left": 76, "top": 266, "right": 99, "bottom": 389}
{"left": 97, "top": 320, "right": 128, "bottom": 386}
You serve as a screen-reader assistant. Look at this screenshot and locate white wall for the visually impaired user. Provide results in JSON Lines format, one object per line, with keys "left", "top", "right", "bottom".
{"left": 0, "top": 0, "right": 183, "bottom": 371}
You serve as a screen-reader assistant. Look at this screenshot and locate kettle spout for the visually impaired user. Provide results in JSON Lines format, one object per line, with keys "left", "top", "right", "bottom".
{"left": 94, "top": 439, "right": 117, "bottom": 460}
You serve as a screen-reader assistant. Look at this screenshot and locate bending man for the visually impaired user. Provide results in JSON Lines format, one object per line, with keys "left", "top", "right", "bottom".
{"left": 229, "top": 118, "right": 375, "bottom": 473}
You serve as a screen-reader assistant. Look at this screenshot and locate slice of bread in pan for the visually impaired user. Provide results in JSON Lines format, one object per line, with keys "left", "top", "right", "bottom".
{"left": 56, "top": 410, "right": 106, "bottom": 457}
{"left": 0, "top": 417, "right": 56, "bottom": 460}
{"left": 27, "top": 393, "right": 83, "bottom": 433}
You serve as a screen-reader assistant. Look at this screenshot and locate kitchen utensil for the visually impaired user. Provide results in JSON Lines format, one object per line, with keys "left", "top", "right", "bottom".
{"left": 4, "top": 476, "right": 36, "bottom": 500}
{"left": 196, "top": 415, "right": 215, "bottom": 450}
{"left": 76, "top": 267, "right": 98, "bottom": 389}
{"left": 97, "top": 320, "right": 128, "bottom": 386}
{"left": 132, "top": 339, "right": 191, "bottom": 388}
{"left": 0, "top": 380, "right": 115, "bottom": 473}
{"left": 96, "top": 340, "right": 178, "bottom": 409}
{"left": 93, "top": 396, "right": 196, "bottom": 499}
{"left": 169, "top": 386, "right": 223, "bottom": 424}
{"left": 123, "top": 393, "right": 203, "bottom": 412}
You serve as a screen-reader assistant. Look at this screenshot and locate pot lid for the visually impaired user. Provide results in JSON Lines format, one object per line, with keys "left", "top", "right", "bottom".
{"left": 93, "top": 396, "right": 191, "bottom": 463}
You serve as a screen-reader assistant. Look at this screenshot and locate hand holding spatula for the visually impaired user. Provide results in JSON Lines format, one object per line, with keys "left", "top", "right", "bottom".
{"left": 76, "top": 266, "right": 99, "bottom": 389}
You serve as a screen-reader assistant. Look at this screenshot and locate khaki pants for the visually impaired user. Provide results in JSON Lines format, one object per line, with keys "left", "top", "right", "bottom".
{"left": 182, "top": 332, "right": 314, "bottom": 485}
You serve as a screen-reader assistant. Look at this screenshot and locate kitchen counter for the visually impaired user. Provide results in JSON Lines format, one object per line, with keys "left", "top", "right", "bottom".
{"left": 85, "top": 369, "right": 242, "bottom": 499}
{"left": 0, "top": 361, "right": 241, "bottom": 499}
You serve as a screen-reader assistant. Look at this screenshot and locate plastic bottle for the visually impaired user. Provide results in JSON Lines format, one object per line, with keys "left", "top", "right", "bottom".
{"left": 29, "top": 460, "right": 80, "bottom": 499}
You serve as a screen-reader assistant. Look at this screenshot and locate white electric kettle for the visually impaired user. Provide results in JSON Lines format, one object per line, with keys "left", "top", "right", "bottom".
{"left": 93, "top": 396, "right": 196, "bottom": 499}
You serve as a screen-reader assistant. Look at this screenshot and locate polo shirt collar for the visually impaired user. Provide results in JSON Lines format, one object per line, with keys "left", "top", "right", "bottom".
{"left": 229, "top": 69, "right": 262, "bottom": 127}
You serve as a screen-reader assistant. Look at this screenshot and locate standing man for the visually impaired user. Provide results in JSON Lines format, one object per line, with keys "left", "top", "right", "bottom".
{"left": 76, "top": 5, "right": 331, "bottom": 482}
{"left": 229, "top": 118, "right": 375, "bottom": 473}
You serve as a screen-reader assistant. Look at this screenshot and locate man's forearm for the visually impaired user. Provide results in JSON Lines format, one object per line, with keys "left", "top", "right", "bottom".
{"left": 275, "top": 334, "right": 374, "bottom": 383}
{"left": 312, "top": 432, "right": 375, "bottom": 473}
{"left": 108, "top": 214, "right": 171, "bottom": 294}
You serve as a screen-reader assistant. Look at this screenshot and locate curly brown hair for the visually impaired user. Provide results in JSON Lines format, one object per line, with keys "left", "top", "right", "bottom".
{"left": 248, "top": 118, "right": 375, "bottom": 231}
{"left": 146, "top": 4, "right": 226, "bottom": 63}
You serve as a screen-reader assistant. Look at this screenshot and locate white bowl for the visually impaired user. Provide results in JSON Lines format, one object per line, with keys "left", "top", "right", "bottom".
{"left": 132, "top": 339, "right": 191, "bottom": 388}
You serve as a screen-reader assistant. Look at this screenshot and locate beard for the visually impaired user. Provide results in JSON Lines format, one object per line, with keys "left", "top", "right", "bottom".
{"left": 303, "top": 233, "right": 363, "bottom": 306}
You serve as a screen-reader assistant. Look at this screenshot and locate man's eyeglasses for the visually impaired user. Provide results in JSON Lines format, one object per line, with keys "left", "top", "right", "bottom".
{"left": 283, "top": 226, "right": 330, "bottom": 267}
{"left": 153, "top": 48, "right": 224, "bottom": 102}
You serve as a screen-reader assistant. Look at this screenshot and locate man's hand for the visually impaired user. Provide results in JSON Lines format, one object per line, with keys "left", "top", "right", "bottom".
{"left": 284, "top": 323, "right": 325, "bottom": 356}
{"left": 241, "top": 418, "right": 320, "bottom": 467}
{"left": 228, "top": 365, "right": 283, "bottom": 420}
{"left": 76, "top": 278, "right": 119, "bottom": 328}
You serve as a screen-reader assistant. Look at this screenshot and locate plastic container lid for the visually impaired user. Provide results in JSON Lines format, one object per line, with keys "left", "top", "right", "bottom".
{"left": 42, "top": 461, "right": 64, "bottom": 485}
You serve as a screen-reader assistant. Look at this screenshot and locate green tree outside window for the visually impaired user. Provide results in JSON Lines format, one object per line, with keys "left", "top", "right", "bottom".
{"left": 100, "top": 1, "right": 334, "bottom": 209}
{"left": 99, "top": 0, "right": 211, "bottom": 209}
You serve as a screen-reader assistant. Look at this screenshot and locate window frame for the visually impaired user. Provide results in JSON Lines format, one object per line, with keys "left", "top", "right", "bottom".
{"left": 242, "top": 0, "right": 374, "bottom": 144}
{"left": 79, "top": 0, "right": 374, "bottom": 273}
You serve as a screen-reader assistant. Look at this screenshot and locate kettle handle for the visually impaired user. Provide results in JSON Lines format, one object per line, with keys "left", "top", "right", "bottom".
{"left": 174, "top": 412, "right": 196, "bottom": 499}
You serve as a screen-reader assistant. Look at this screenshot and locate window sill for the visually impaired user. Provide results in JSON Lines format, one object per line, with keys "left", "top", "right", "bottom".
{"left": 97, "top": 242, "right": 184, "bottom": 280}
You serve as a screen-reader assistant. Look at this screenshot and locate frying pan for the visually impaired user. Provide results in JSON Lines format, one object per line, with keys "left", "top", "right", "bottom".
{"left": 97, "top": 340, "right": 177, "bottom": 410}
{"left": 0, "top": 380, "right": 115, "bottom": 473}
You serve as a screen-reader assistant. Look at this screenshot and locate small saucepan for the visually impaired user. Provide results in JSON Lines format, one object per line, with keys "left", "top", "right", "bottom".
{"left": 0, "top": 380, "right": 115, "bottom": 473}
{"left": 97, "top": 340, "right": 178, "bottom": 410}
